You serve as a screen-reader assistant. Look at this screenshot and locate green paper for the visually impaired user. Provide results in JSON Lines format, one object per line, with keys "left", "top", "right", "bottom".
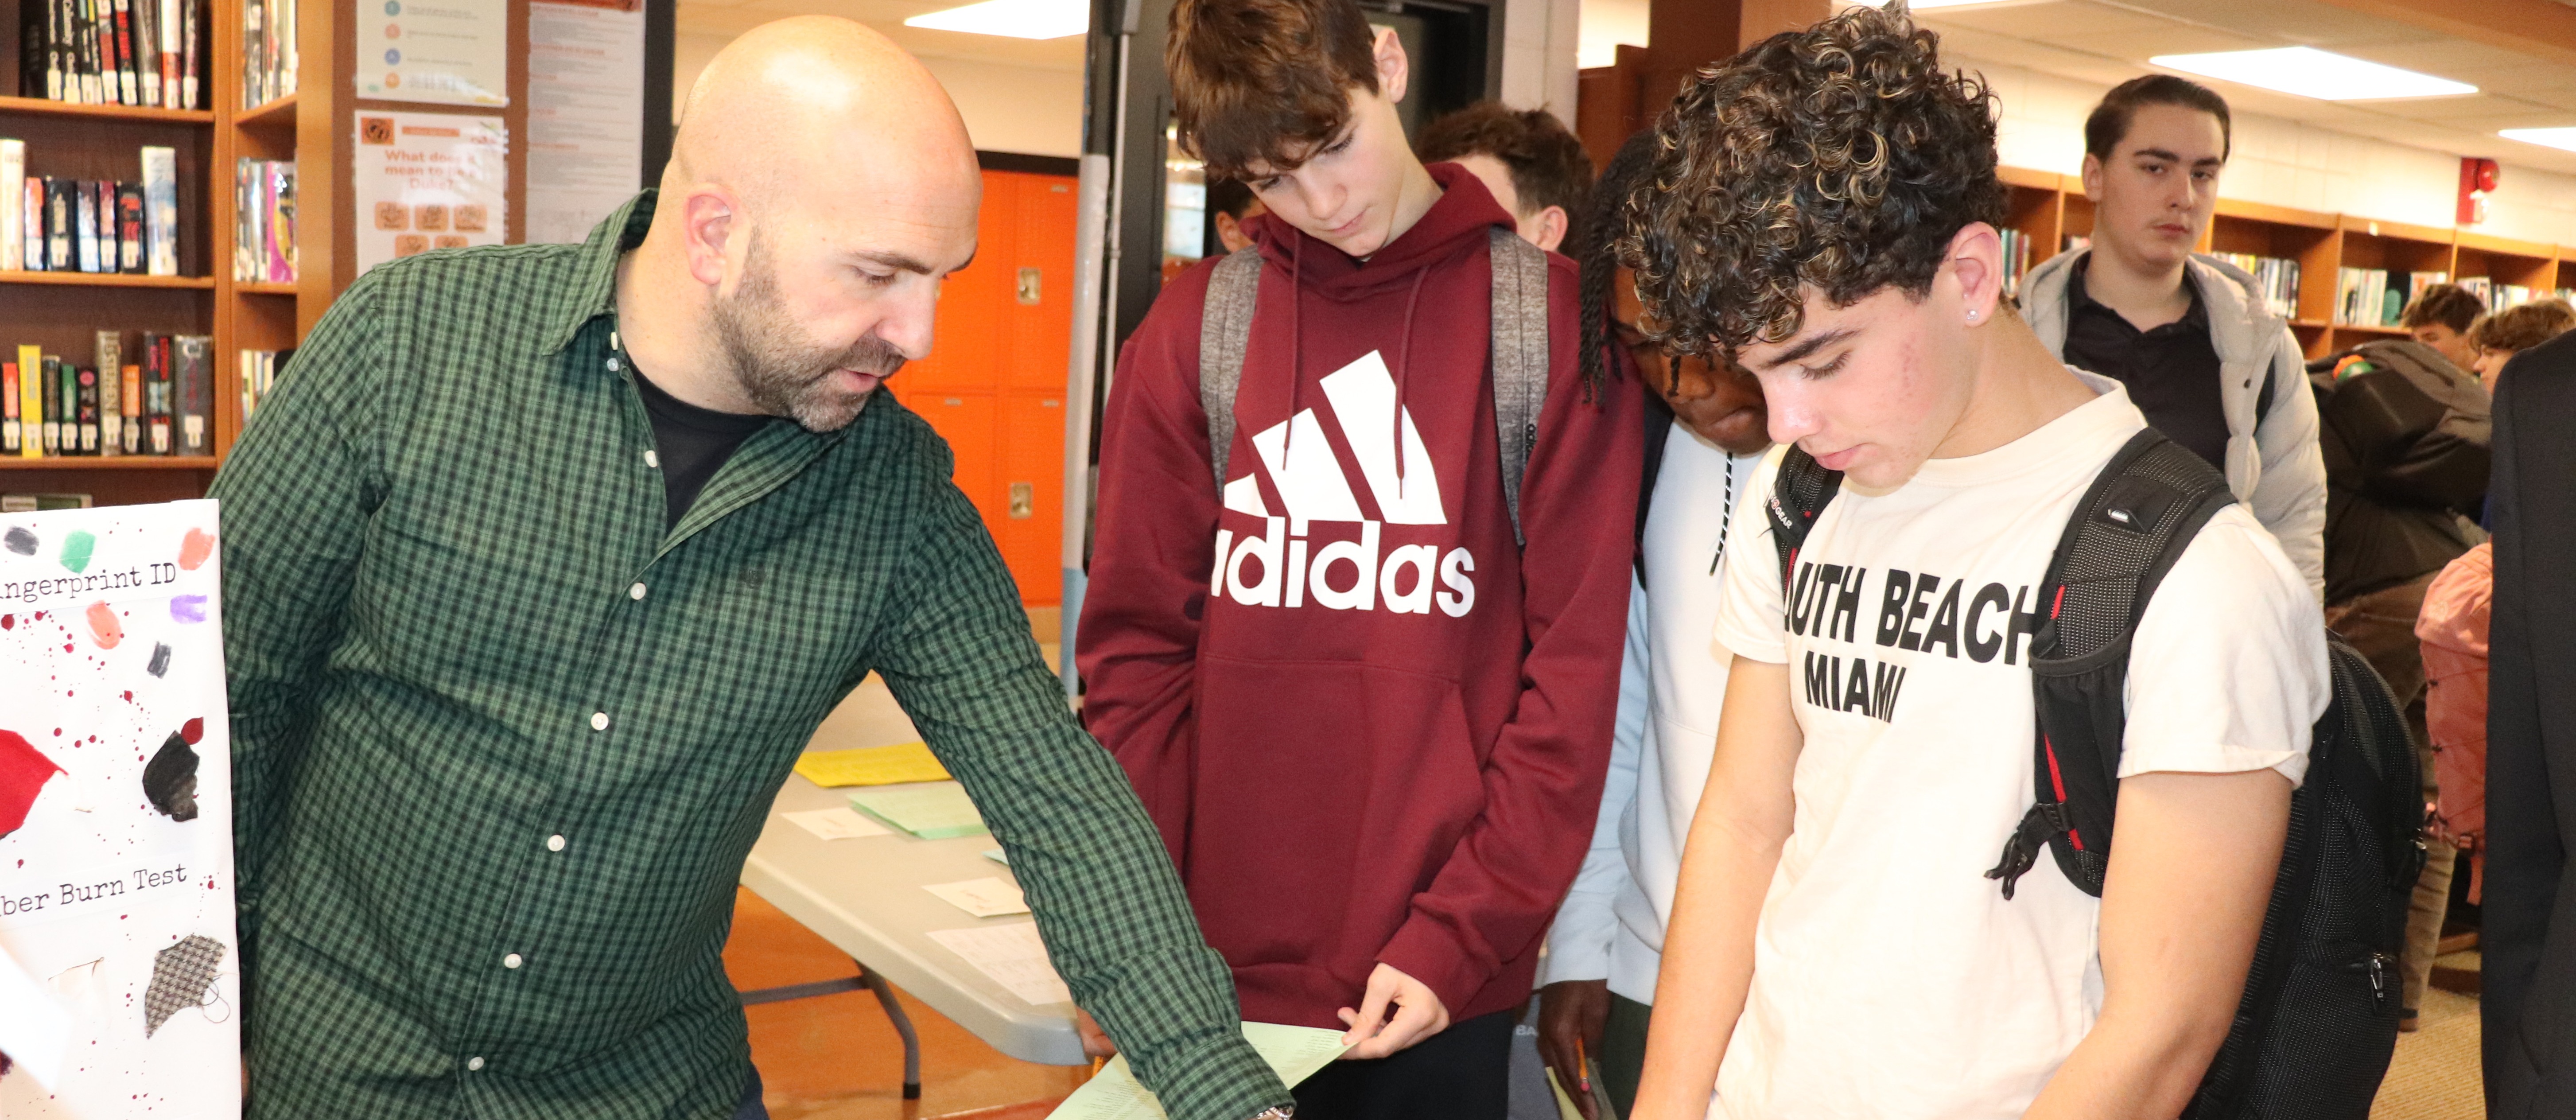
{"left": 847, "top": 782, "right": 988, "bottom": 839}
{"left": 1045, "top": 1023, "right": 1350, "bottom": 1120}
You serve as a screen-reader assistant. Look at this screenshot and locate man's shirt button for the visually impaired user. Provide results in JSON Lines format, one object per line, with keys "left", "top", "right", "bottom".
{"left": 503, "top": 953, "right": 524, "bottom": 969}
{"left": 590, "top": 712, "right": 610, "bottom": 732}
{"left": 629, "top": 582, "right": 647, "bottom": 601}
{"left": 466, "top": 1057, "right": 486, "bottom": 1072}
{"left": 644, "top": 449, "right": 660, "bottom": 469}
{"left": 547, "top": 834, "right": 566, "bottom": 852}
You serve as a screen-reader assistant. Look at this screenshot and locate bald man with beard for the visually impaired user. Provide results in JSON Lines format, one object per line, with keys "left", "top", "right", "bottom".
{"left": 212, "top": 19, "right": 1296, "bottom": 1120}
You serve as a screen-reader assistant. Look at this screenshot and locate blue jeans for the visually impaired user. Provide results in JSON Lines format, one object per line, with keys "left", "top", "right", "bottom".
{"left": 731, "top": 1068, "right": 766, "bottom": 1120}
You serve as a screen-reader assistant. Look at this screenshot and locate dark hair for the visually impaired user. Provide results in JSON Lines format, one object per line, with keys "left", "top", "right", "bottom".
{"left": 1168, "top": 0, "right": 1378, "bottom": 182}
{"left": 1206, "top": 177, "right": 1261, "bottom": 221}
{"left": 1417, "top": 101, "right": 1596, "bottom": 231}
{"left": 1579, "top": 130, "right": 1660, "bottom": 397}
{"left": 1619, "top": 4, "right": 2006, "bottom": 357}
{"left": 2470, "top": 298, "right": 2576, "bottom": 352}
{"left": 2085, "top": 74, "right": 2232, "bottom": 161}
{"left": 2402, "top": 283, "right": 2485, "bottom": 334}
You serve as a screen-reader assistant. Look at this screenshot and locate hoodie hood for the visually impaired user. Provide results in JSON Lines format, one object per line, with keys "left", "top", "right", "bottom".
{"left": 1244, "top": 162, "right": 1519, "bottom": 299}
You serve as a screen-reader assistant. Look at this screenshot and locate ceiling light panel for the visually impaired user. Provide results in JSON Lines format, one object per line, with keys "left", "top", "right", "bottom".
{"left": 2150, "top": 47, "right": 2477, "bottom": 101}
{"left": 2501, "top": 127, "right": 2576, "bottom": 154}
{"left": 904, "top": 0, "right": 1087, "bottom": 40}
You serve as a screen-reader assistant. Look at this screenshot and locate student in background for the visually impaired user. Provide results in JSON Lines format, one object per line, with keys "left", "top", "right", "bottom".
{"left": 2019, "top": 75, "right": 2326, "bottom": 598}
{"left": 1533, "top": 129, "right": 1771, "bottom": 1120}
{"left": 2482, "top": 327, "right": 2576, "bottom": 1120}
{"left": 1415, "top": 101, "right": 1593, "bottom": 255}
{"left": 2469, "top": 297, "right": 2576, "bottom": 391}
{"left": 2404, "top": 283, "right": 2487, "bottom": 372}
{"left": 1208, "top": 178, "right": 1267, "bottom": 255}
{"left": 1076, "top": 0, "right": 1640, "bottom": 1115}
{"left": 1618, "top": 8, "right": 2324, "bottom": 1116}
{"left": 2417, "top": 540, "right": 2494, "bottom": 911}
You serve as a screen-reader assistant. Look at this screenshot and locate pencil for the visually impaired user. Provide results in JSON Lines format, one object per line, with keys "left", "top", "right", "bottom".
{"left": 1574, "top": 1038, "right": 1590, "bottom": 1093}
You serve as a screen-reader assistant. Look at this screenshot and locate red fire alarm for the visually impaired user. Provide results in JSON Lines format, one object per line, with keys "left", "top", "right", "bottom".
{"left": 2459, "top": 157, "right": 2500, "bottom": 226}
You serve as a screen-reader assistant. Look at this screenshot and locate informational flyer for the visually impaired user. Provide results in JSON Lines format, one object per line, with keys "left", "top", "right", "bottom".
{"left": 354, "top": 111, "right": 509, "bottom": 275}
{"left": 527, "top": 0, "right": 645, "bottom": 245}
{"left": 0, "top": 501, "right": 237, "bottom": 1120}
{"left": 359, "top": 0, "right": 510, "bottom": 106}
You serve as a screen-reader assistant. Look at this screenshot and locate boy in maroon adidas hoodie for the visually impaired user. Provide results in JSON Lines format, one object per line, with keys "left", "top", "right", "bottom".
{"left": 1073, "top": 0, "right": 1640, "bottom": 1115}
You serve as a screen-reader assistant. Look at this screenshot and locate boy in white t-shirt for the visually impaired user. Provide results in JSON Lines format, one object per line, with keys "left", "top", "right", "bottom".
{"left": 1612, "top": 8, "right": 2330, "bottom": 1120}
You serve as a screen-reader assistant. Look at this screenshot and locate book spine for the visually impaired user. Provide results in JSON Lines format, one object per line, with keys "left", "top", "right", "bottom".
{"left": 49, "top": 0, "right": 71, "bottom": 101}
{"left": 1, "top": 362, "right": 16, "bottom": 454}
{"left": 180, "top": 0, "right": 198, "bottom": 111}
{"left": 14, "top": 345, "right": 38, "bottom": 458}
{"left": 143, "top": 333, "right": 171, "bottom": 453}
{"left": 40, "top": 357, "right": 60, "bottom": 452}
{"left": 0, "top": 139, "right": 21, "bottom": 272}
{"left": 21, "top": 176, "right": 43, "bottom": 272}
{"left": 83, "top": 0, "right": 109, "bottom": 104}
{"left": 44, "top": 178, "right": 72, "bottom": 269}
{"left": 120, "top": 364, "right": 141, "bottom": 453}
{"left": 240, "top": 0, "right": 260, "bottom": 106}
{"left": 71, "top": 178, "right": 97, "bottom": 272}
{"left": 174, "top": 334, "right": 209, "bottom": 455}
{"left": 132, "top": 0, "right": 157, "bottom": 106}
{"left": 74, "top": 366, "right": 97, "bottom": 454}
{"left": 158, "top": 0, "right": 180, "bottom": 109}
{"left": 94, "top": 330, "right": 121, "bottom": 456}
{"left": 232, "top": 158, "right": 253, "bottom": 281}
{"left": 140, "top": 145, "right": 176, "bottom": 276}
{"left": 111, "top": 0, "right": 136, "bottom": 105}
{"left": 267, "top": 161, "right": 292, "bottom": 281}
{"left": 116, "top": 182, "right": 143, "bottom": 273}
{"left": 21, "top": 0, "right": 47, "bottom": 98}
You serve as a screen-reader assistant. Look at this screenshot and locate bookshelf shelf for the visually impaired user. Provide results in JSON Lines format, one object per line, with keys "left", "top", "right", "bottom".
{"left": 235, "top": 281, "right": 296, "bottom": 295}
{"left": 0, "top": 271, "right": 215, "bottom": 289}
{"left": 2335, "top": 323, "right": 2413, "bottom": 336}
{"left": 0, "top": 456, "right": 218, "bottom": 471}
{"left": 234, "top": 94, "right": 295, "bottom": 131}
{"left": 0, "top": 96, "right": 215, "bottom": 125}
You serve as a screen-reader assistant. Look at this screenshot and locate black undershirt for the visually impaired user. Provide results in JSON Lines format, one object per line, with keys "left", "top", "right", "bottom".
{"left": 2061, "top": 255, "right": 2232, "bottom": 471}
{"left": 631, "top": 365, "right": 775, "bottom": 528}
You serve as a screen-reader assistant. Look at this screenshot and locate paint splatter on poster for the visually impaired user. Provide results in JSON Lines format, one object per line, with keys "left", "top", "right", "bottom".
{"left": 0, "top": 500, "right": 236, "bottom": 1119}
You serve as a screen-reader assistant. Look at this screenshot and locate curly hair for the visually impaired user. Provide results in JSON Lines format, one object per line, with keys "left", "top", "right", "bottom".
{"left": 1168, "top": 0, "right": 1378, "bottom": 182}
{"left": 1617, "top": 4, "right": 2006, "bottom": 358}
{"left": 2470, "top": 298, "right": 2576, "bottom": 354}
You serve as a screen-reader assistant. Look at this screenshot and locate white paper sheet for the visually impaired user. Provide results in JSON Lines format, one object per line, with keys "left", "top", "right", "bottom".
{"left": 352, "top": 112, "right": 509, "bottom": 276}
{"left": 922, "top": 877, "right": 1029, "bottom": 918}
{"left": 782, "top": 807, "right": 890, "bottom": 840}
{"left": 926, "top": 923, "right": 1070, "bottom": 1006}
{"left": 1047, "top": 1023, "right": 1351, "bottom": 1120}
{"left": 527, "top": 0, "right": 645, "bottom": 244}
{"left": 360, "top": 0, "right": 510, "bottom": 105}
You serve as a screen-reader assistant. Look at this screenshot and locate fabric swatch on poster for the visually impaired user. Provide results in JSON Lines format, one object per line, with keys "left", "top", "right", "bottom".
{"left": 0, "top": 728, "right": 66, "bottom": 838}
{"left": 142, "top": 732, "right": 199, "bottom": 821}
{"left": 169, "top": 595, "right": 208, "bottom": 623}
{"left": 2, "top": 525, "right": 35, "bottom": 555}
{"left": 177, "top": 527, "right": 214, "bottom": 571}
{"left": 144, "top": 935, "right": 225, "bottom": 1036}
{"left": 58, "top": 530, "right": 94, "bottom": 573}
{"left": 147, "top": 642, "right": 173, "bottom": 677}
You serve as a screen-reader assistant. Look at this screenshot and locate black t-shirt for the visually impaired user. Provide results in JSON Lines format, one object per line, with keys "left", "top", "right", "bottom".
{"left": 631, "top": 363, "right": 775, "bottom": 528}
{"left": 2061, "top": 256, "right": 2231, "bottom": 471}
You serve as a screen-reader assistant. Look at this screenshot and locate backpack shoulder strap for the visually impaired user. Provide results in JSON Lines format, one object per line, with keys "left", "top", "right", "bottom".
{"left": 1198, "top": 246, "right": 1263, "bottom": 490}
{"left": 1488, "top": 227, "right": 1550, "bottom": 548}
{"left": 1985, "top": 428, "right": 2238, "bottom": 899}
{"left": 1763, "top": 444, "right": 1844, "bottom": 595}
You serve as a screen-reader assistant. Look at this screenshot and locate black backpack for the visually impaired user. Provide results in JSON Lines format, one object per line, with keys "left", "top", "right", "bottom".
{"left": 1764, "top": 428, "right": 2424, "bottom": 1120}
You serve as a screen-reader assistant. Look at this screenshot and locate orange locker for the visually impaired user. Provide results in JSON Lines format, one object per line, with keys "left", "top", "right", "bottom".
{"left": 889, "top": 164, "right": 1076, "bottom": 605}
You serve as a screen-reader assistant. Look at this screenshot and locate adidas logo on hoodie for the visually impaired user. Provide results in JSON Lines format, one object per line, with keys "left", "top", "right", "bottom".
{"left": 1211, "top": 351, "right": 1478, "bottom": 616}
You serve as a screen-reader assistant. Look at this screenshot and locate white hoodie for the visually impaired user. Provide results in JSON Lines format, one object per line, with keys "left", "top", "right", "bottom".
{"left": 1537, "top": 422, "right": 1767, "bottom": 1002}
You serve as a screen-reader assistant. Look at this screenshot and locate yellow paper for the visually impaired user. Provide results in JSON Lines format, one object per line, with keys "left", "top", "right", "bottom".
{"left": 793, "top": 741, "right": 951, "bottom": 787}
{"left": 1047, "top": 1023, "right": 1349, "bottom": 1120}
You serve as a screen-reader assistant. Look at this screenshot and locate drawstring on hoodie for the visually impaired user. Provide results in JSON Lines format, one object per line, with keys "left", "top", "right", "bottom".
{"left": 1285, "top": 237, "right": 1304, "bottom": 459}
{"left": 1393, "top": 268, "right": 1428, "bottom": 495}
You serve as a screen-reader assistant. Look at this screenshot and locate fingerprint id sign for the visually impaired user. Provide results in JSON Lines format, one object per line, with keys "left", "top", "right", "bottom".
{"left": 0, "top": 500, "right": 238, "bottom": 1120}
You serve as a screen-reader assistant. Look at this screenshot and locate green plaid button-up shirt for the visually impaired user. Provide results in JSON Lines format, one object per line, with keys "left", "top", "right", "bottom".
{"left": 212, "top": 193, "right": 1288, "bottom": 1120}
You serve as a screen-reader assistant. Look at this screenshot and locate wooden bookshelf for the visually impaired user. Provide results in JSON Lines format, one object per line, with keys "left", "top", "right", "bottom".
{"left": 0, "top": 0, "right": 346, "bottom": 503}
{"left": 2001, "top": 167, "right": 2576, "bottom": 360}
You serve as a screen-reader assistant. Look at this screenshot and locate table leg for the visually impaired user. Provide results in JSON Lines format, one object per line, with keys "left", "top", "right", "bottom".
{"left": 855, "top": 961, "right": 924, "bottom": 1100}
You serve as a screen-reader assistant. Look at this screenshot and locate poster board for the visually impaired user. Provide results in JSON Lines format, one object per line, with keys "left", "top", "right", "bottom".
{"left": 527, "top": 0, "right": 645, "bottom": 245}
{"left": 0, "top": 500, "right": 237, "bottom": 1119}
{"left": 354, "top": 112, "right": 511, "bottom": 276}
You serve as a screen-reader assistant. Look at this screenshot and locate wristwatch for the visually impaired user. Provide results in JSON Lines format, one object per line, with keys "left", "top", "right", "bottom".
{"left": 1249, "top": 1108, "right": 1294, "bottom": 1120}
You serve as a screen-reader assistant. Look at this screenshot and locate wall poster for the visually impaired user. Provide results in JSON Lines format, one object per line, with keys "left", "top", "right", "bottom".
{"left": 0, "top": 500, "right": 237, "bottom": 1120}
{"left": 354, "top": 111, "right": 510, "bottom": 276}
{"left": 528, "top": 0, "right": 646, "bottom": 245}
{"left": 359, "top": 0, "right": 510, "bottom": 106}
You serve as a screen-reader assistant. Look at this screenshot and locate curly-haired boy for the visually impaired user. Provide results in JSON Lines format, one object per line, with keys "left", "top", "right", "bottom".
{"left": 1615, "top": 7, "right": 2327, "bottom": 1119}
{"left": 1073, "top": 0, "right": 1642, "bottom": 1116}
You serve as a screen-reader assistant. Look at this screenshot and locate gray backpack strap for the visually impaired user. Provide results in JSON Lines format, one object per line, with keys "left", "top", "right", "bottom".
{"left": 1488, "top": 227, "right": 1550, "bottom": 547}
{"left": 1198, "top": 246, "right": 1264, "bottom": 490}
